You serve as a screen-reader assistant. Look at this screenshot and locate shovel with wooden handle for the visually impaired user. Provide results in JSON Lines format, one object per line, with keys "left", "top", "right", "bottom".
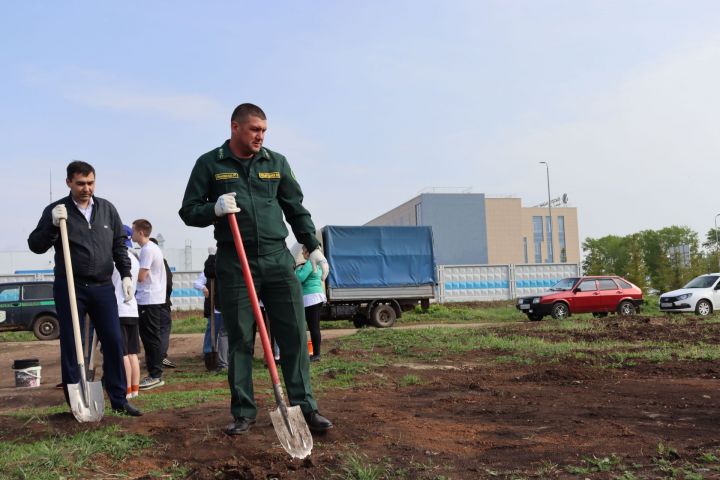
{"left": 59, "top": 217, "right": 105, "bottom": 422}
{"left": 204, "top": 278, "right": 219, "bottom": 371}
{"left": 83, "top": 314, "right": 91, "bottom": 365}
{"left": 227, "top": 213, "right": 313, "bottom": 459}
{"left": 87, "top": 332, "right": 99, "bottom": 382}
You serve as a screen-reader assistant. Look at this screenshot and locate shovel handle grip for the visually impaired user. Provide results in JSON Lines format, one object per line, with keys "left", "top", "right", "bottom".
{"left": 59, "top": 219, "right": 87, "bottom": 374}
{"left": 227, "top": 214, "right": 281, "bottom": 386}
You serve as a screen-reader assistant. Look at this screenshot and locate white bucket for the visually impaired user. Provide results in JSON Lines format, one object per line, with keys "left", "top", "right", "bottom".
{"left": 13, "top": 360, "right": 42, "bottom": 388}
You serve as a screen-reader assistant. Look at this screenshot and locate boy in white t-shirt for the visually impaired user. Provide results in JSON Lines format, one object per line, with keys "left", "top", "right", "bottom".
{"left": 112, "top": 225, "right": 141, "bottom": 398}
{"left": 131, "top": 219, "right": 169, "bottom": 390}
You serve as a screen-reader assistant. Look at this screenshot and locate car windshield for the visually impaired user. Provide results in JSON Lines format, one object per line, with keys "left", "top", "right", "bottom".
{"left": 549, "top": 278, "right": 579, "bottom": 291}
{"left": 683, "top": 275, "right": 720, "bottom": 289}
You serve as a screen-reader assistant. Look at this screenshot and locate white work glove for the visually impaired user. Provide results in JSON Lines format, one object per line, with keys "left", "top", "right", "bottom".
{"left": 51, "top": 204, "right": 67, "bottom": 227}
{"left": 308, "top": 248, "right": 330, "bottom": 282}
{"left": 214, "top": 192, "right": 241, "bottom": 216}
{"left": 122, "top": 277, "right": 134, "bottom": 303}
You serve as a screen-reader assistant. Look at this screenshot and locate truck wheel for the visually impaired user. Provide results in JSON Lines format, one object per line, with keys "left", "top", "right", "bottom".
{"left": 370, "top": 304, "right": 397, "bottom": 328}
{"left": 33, "top": 315, "right": 59, "bottom": 341}
{"left": 352, "top": 314, "right": 367, "bottom": 328}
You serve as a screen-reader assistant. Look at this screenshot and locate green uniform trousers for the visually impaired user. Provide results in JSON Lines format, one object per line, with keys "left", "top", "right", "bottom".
{"left": 216, "top": 244, "right": 317, "bottom": 419}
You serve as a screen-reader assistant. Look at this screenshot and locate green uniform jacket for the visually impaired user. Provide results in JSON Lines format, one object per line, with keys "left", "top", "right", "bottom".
{"left": 294, "top": 261, "right": 324, "bottom": 295}
{"left": 179, "top": 141, "right": 320, "bottom": 256}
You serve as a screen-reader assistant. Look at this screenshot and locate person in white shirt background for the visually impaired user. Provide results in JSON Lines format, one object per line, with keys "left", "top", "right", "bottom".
{"left": 131, "top": 219, "right": 169, "bottom": 390}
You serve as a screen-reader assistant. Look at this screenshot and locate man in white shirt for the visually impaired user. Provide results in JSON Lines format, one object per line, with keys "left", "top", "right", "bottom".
{"left": 132, "top": 219, "right": 169, "bottom": 389}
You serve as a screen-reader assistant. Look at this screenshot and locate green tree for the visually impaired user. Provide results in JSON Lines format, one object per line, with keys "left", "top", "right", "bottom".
{"left": 702, "top": 227, "right": 720, "bottom": 272}
{"left": 582, "top": 235, "right": 628, "bottom": 275}
{"left": 624, "top": 233, "right": 648, "bottom": 291}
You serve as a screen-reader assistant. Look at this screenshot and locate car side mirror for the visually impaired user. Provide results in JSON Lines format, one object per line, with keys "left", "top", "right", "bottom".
{"left": 573, "top": 288, "right": 580, "bottom": 293}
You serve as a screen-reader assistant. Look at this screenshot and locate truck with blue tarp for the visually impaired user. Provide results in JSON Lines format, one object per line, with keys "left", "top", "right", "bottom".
{"left": 318, "top": 225, "right": 436, "bottom": 328}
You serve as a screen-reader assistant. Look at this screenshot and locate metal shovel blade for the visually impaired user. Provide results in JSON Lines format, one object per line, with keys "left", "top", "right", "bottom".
{"left": 204, "top": 351, "right": 219, "bottom": 371}
{"left": 67, "top": 379, "right": 105, "bottom": 423}
{"left": 269, "top": 404, "right": 313, "bottom": 459}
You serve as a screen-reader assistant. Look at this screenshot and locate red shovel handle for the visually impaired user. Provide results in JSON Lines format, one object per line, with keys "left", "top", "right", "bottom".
{"left": 227, "top": 214, "right": 281, "bottom": 386}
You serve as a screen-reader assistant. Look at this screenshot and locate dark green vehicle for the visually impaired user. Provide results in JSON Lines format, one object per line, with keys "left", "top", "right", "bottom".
{"left": 0, "top": 281, "right": 59, "bottom": 340}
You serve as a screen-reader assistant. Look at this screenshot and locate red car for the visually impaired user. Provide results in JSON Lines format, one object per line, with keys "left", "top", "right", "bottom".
{"left": 515, "top": 276, "right": 643, "bottom": 321}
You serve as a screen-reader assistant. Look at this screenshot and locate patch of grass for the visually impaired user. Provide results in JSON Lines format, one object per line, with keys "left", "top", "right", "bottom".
{"left": 330, "top": 452, "right": 391, "bottom": 479}
{"left": 131, "top": 388, "right": 228, "bottom": 412}
{"left": 0, "top": 331, "right": 36, "bottom": 342}
{"left": 398, "top": 374, "right": 422, "bottom": 387}
{"left": 169, "top": 314, "right": 207, "bottom": 334}
{"left": 5, "top": 404, "right": 70, "bottom": 418}
{"left": 0, "top": 425, "right": 152, "bottom": 479}
{"left": 310, "top": 357, "right": 379, "bottom": 390}
{"left": 566, "top": 454, "right": 623, "bottom": 474}
{"left": 411, "top": 301, "right": 523, "bottom": 323}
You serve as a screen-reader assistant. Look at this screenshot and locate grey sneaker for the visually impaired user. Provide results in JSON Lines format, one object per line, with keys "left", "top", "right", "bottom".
{"left": 138, "top": 376, "right": 164, "bottom": 390}
{"left": 162, "top": 358, "right": 177, "bottom": 368}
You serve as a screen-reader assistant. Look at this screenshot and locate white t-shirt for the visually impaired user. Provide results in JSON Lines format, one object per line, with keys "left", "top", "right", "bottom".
{"left": 135, "top": 241, "right": 167, "bottom": 305}
{"left": 112, "top": 251, "right": 139, "bottom": 317}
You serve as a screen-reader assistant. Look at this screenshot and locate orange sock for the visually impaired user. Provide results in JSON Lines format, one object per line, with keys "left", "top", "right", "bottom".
{"left": 132, "top": 385, "right": 139, "bottom": 394}
{"left": 127, "top": 386, "right": 133, "bottom": 395}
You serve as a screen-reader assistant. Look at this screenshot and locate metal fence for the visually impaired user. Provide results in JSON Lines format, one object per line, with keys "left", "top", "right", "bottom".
{"left": 436, "top": 263, "right": 582, "bottom": 303}
{"left": 1, "top": 262, "right": 582, "bottom": 309}
{"left": 0, "top": 271, "right": 206, "bottom": 311}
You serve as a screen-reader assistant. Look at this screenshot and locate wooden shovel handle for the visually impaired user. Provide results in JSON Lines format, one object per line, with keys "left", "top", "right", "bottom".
{"left": 59, "top": 218, "right": 87, "bottom": 370}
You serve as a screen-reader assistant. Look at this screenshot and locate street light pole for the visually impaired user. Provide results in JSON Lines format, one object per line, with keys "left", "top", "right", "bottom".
{"left": 539, "top": 161, "right": 553, "bottom": 263}
{"left": 714, "top": 214, "right": 720, "bottom": 271}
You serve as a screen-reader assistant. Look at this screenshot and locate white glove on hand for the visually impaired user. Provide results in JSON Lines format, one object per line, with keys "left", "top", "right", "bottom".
{"left": 51, "top": 204, "right": 67, "bottom": 227}
{"left": 214, "top": 192, "right": 241, "bottom": 216}
{"left": 122, "top": 277, "right": 134, "bottom": 303}
{"left": 308, "top": 248, "right": 330, "bottom": 282}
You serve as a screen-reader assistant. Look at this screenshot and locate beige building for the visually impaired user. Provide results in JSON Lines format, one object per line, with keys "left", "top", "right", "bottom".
{"left": 367, "top": 193, "right": 579, "bottom": 266}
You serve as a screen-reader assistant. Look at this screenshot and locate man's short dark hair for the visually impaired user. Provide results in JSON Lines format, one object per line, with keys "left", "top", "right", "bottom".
{"left": 231, "top": 103, "right": 266, "bottom": 123}
{"left": 67, "top": 161, "right": 95, "bottom": 180}
{"left": 132, "top": 219, "right": 152, "bottom": 237}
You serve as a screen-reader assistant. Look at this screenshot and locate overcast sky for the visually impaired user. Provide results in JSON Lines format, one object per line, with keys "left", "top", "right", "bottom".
{"left": 2, "top": 1, "right": 720, "bottom": 253}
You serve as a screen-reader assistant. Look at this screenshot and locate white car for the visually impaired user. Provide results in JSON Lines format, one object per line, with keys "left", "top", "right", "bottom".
{"left": 659, "top": 273, "right": 720, "bottom": 316}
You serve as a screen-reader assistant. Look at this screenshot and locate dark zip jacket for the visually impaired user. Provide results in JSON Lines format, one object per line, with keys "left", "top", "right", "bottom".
{"left": 28, "top": 195, "right": 131, "bottom": 285}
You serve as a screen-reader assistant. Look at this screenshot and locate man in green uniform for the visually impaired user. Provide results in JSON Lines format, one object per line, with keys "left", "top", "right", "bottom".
{"left": 179, "top": 103, "right": 332, "bottom": 435}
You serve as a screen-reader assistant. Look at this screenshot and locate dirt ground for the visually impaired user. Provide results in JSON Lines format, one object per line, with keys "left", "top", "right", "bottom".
{"left": 1, "top": 318, "right": 720, "bottom": 479}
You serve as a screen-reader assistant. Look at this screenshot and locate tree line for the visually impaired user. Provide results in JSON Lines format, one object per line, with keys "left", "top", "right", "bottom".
{"left": 582, "top": 226, "right": 720, "bottom": 293}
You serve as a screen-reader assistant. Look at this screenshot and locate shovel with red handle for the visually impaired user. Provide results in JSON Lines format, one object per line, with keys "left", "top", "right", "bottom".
{"left": 227, "top": 213, "right": 313, "bottom": 459}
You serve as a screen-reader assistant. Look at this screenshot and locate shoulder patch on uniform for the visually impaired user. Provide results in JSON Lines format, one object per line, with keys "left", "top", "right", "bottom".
{"left": 258, "top": 171, "right": 281, "bottom": 180}
{"left": 218, "top": 147, "right": 225, "bottom": 160}
{"left": 215, "top": 172, "right": 239, "bottom": 181}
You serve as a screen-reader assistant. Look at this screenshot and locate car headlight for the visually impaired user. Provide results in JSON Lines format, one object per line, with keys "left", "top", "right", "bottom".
{"left": 532, "top": 297, "right": 540, "bottom": 304}
{"left": 676, "top": 293, "right": 691, "bottom": 300}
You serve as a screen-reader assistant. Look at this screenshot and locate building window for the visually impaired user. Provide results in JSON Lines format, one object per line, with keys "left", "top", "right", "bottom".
{"left": 523, "top": 237, "right": 528, "bottom": 264}
{"left": 558, "top": 216, "right": 567, "bottom": 263}
{"left": 545, "top": 216, "right": 554, "bottom": 263}
{"left": 532, "top": 216, "right": 543, "bottom": 263}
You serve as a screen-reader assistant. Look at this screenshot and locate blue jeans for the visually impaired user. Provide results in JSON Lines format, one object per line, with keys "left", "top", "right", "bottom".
{"left": 203, "top": 312, "right": 228, "bottom": 368}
